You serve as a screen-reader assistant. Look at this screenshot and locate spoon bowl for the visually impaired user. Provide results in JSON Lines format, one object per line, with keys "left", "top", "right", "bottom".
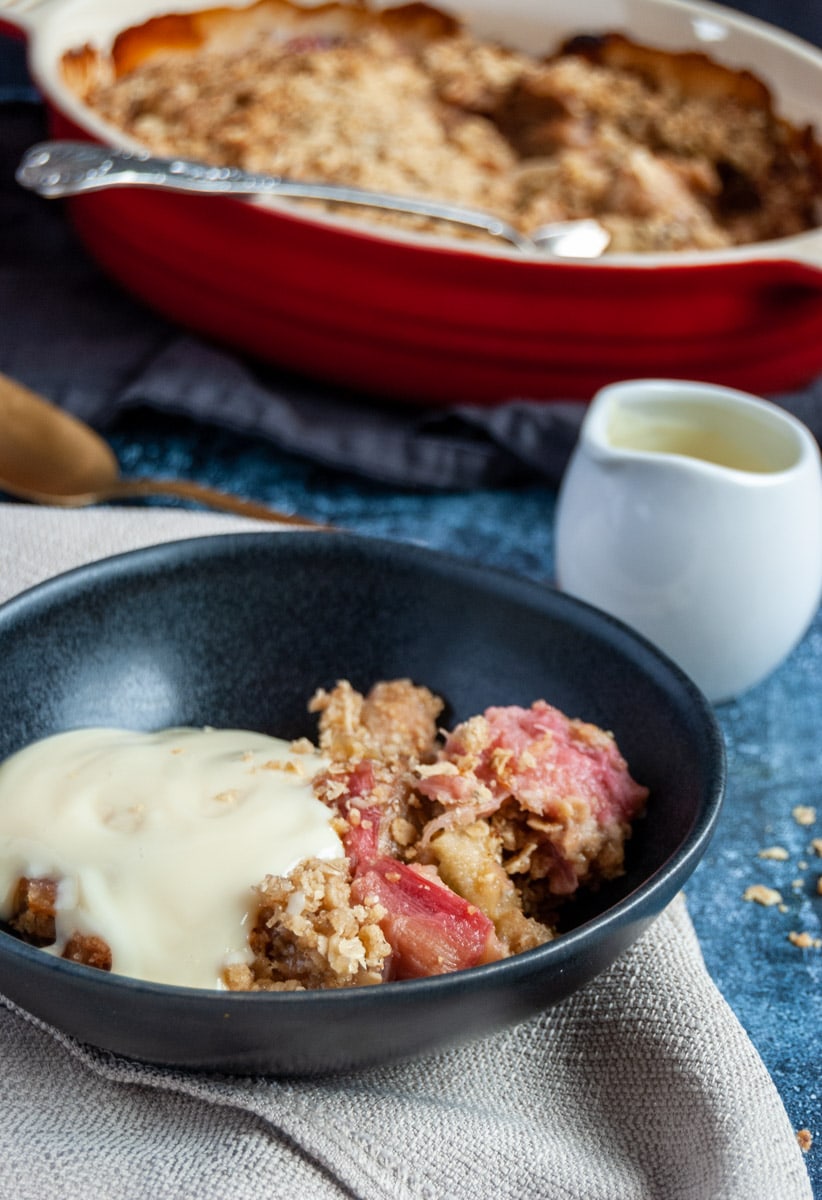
{"left": 0, "top": 372, "right": 325, "bottom": 527}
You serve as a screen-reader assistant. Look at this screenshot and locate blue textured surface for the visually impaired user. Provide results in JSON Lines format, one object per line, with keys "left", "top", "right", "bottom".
{"left": 111, "top": 413, "right": 822, "bottom": 1187}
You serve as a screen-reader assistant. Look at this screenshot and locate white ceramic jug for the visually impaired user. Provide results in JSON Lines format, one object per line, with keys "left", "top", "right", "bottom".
{"left": 555, "top": 380, "right": 822, "bottom": 703}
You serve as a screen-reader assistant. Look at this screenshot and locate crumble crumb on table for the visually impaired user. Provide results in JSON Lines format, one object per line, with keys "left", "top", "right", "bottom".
{"left": 743, "top": 884, "right": 783, "bottom": 907}
{"left": 797, "top": 1128, "right": 814, "bottom": 1153}
{"left": 788, "top": 931, "right": 822, "bottom": 950}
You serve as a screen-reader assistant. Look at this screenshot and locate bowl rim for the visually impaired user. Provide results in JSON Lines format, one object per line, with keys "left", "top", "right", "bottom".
{"left": 14, "top": 0, "right": 822, "bottom": 271}
{"left": 0, "top": 529, "right": 727, "bottom": 1006}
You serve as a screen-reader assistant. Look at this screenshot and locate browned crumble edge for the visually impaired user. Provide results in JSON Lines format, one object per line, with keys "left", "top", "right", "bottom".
{"left": 9, "top": 878, "right": 113, "bottom": 969}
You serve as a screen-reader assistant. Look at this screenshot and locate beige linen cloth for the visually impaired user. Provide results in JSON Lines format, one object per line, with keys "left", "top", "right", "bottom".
{"left": 0, "top": 504, "right": 812, "bottom": 1200}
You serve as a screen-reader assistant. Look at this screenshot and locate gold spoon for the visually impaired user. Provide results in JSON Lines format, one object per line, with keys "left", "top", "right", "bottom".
{"left": 0, "top": 371, "right": 327, "bottom": 528}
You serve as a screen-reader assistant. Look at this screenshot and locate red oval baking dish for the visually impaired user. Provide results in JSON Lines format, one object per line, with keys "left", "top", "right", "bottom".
{"left": 3, "top": 0, "right": 822, "bottom": 404}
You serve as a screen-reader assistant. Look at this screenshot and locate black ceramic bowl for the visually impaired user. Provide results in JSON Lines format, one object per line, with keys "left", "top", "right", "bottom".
{"left": 0, "top": 532, "right": 724, "bottom": 1075}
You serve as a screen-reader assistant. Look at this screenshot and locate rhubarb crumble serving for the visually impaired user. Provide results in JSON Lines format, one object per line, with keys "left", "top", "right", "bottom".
{"left": 70, "top": 1, "right": 822, "bottom": 252}
{"left": 0, "top": 679, "right": 648, "bottom": 989}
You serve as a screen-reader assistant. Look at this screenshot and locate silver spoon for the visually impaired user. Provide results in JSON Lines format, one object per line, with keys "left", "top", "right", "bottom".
{"left": 16, "top": 141, "right": 611, "bottom": 258}
{"left": 0, "top": 371, "right": 328, "bottom": 528}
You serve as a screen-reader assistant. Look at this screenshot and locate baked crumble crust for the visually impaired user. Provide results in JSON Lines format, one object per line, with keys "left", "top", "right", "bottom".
{"left": 81, "top": 12, "right": 822, "bottom": 252}
{"left": 225, "top": 856, "right": 390, "bottom": 990}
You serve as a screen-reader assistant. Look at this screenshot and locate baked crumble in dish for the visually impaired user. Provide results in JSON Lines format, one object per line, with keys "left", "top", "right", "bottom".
{"left": 70, "top": 0, "right": 822, "bottom": 252}
{"left": 10, "top": 679, "right": 648, "bottom": 988}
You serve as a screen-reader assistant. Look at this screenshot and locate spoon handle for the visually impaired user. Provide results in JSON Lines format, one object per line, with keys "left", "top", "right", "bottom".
{"left": 106, "top": 478, "right": 331, "bottom": 528}
{"left": 4, "top": 477, "right": 328, "bottom": 528}
{"left": 16, "top": 140, "right": 537, "bottom": 253}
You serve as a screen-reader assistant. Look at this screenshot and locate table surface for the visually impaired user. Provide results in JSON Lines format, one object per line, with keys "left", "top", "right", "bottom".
{"left": 2, "top": 4, "right": 821, "bottom": 1194}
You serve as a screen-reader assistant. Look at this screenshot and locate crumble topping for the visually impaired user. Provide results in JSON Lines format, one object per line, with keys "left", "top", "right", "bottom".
{"left": 229, "top": 679, "right": 646, "bottom": 987}
{"left": 310, "top": 677, "right": 443, "bottom": 765}
{"left": 226, "top": 857, "right": 391, "bottom": 990}
{"left": 77, "top": 8, "right": 821, "bottom": 253}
